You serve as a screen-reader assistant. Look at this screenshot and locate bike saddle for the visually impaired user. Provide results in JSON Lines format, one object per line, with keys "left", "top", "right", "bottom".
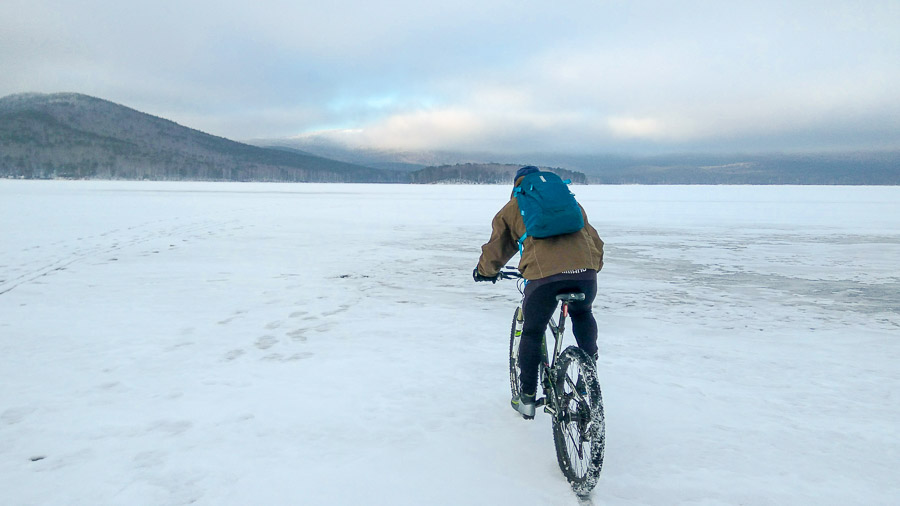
{"left": 556, "top": 293, "right": 586, "bottom": 302}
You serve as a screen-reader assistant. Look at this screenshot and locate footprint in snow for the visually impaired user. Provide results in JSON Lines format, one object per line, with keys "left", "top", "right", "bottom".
{"left": 224, "top": 349, "right": 245, "bottom": 361}
{"left": 255, "top": 335, "right": 278, "bottom": 350}
{"left": 1, "top": 407, "right": 36, "bottom": 425}
{"left": 262, "top": 352, "right": 313, "bottom": 362}
{"left": 132, "top": 451, "right": 165, "bottom": 469}
{"left": 218, "top": 310, "right": 247, "bottom": 325}
{"left": 150, "top": 419, "right": 192, "bottom": 436}
{"left": 322, "top": 304, "right": 351, "bottom": 317}
{"left": 287, "top": 329, "right": 307, "bottom": 342}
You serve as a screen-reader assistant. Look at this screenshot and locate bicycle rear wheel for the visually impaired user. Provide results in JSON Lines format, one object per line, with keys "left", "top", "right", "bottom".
{"left": 551, "top": 346, "right": 605, "bottom": 496}
{"left": 508, "top": 306, "right": 524, "bottom": 399}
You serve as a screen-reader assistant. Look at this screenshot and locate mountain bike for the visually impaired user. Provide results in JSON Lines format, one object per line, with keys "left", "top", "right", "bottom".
{"left": 499, "top": 268, "right": 605, "bottom": 496}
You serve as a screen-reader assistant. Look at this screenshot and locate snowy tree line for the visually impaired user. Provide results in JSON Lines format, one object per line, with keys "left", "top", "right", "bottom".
{"left": 0, "top": 93, "right": 402, "bottom": 182}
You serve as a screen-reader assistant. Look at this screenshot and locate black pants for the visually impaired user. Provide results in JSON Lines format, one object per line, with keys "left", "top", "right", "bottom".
{"left": 519, "top": 270, "right": 598, "bottom": 396}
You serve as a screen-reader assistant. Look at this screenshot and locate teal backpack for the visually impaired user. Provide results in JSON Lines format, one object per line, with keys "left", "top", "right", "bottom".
{"left": 513, "top": 171, "right": 584, "bottom": 253}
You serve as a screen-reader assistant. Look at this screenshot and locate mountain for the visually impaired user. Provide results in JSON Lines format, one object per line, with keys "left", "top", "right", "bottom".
{"left": 257, "top": 137, "right": 900, "bottom": 185}
{"left": 0, "top": 93, "right": 403, "bottom": 182}
{"left": 256, "top": 138, "right": 431, "bottom": 172}
{"left": 541, "top": 152, "right": 900, "bottom": 185}
{"left": 408, "top": 163, "right": 587, "bottom": 184}
{"left": 4, "top": 93, "right": 896, "bottom": 184}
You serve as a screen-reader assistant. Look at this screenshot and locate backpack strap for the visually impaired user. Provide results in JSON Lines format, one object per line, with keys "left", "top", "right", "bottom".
{"left": 515, "top": 187, "right": 526, "bottom": 254}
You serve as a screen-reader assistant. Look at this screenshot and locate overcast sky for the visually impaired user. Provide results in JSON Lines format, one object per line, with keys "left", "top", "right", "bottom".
{"left": 2, "top": 0, "right": 898, "bottom": 154}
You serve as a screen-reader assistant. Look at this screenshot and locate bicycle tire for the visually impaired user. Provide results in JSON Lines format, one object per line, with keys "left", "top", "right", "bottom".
{"left": 551, "top": 345, "right": 605, "bottom": 496}
{"left": 508, "top": 306, "right": 524, "bottom": 399}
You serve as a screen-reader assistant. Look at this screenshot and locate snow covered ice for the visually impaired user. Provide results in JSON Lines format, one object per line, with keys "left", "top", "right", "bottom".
{"left": 1, "top": 180, "right": 898, "bottom": 505}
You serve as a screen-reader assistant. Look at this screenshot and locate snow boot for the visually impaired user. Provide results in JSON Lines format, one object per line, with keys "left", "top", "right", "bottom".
{"left": 511, "top": 392, "right": 536, "bottom": 419}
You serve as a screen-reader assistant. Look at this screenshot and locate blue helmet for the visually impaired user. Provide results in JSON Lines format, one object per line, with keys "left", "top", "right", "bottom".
{"left": 514, "top": 165, "right": 539, "bottom": 182}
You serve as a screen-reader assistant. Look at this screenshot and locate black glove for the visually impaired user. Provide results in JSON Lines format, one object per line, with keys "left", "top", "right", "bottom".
{"left": 473, "top": 267, "right": 498, "bottom": 283}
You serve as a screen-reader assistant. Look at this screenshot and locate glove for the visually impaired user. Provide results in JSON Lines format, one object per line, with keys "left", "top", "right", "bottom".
{"left": 473, "top": 267, "right": 498, "bottom": 283}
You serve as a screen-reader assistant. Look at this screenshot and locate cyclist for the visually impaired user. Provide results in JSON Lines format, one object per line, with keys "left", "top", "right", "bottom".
{"left": 473, "top": 166, "right": 604, "bottom": 418}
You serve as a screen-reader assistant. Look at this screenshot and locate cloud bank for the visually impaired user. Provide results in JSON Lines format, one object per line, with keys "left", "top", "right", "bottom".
{"left": 2, "top": 0, "right": 898, "bottom": 153}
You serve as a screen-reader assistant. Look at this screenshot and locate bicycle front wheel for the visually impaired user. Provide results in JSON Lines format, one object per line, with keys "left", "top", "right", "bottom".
{"left": 551, "top": 346, "right": 605, "bottom": 496}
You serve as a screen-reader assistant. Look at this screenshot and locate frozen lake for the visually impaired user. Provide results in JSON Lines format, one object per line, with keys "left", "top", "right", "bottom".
{"left": 1, "top": 180, "right": 898, "bottom": 505}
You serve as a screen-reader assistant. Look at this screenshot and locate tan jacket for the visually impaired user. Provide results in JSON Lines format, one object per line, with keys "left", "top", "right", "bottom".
{"left": 477, "top": 185, "right": 604, "bottom": 280}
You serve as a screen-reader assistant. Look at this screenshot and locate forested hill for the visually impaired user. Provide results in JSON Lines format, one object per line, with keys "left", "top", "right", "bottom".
{"left": 409, "top": 163, "right": 588, "bottom": 184}
{"left": 576, "top": 152, "right": 900, "bottom": 185}
{"left": 0, "top": 93, "right": 403, "bottom": 182}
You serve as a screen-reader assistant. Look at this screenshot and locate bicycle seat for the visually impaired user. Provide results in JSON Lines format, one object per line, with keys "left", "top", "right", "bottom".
{"left": 555, "top": 293, "right": 585, "bottom": 302}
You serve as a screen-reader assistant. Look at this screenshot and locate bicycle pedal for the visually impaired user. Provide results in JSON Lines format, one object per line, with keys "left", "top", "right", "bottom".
{"left": 535, "top": 397, "right": 546, "bottom": 407}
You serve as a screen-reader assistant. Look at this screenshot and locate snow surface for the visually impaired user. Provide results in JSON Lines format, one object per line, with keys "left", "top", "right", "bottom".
{"left": 1, "top": 181, "right": 898, "bottom": 506}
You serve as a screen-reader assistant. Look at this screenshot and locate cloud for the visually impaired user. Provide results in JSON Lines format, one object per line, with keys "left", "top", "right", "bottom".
{"left": 2, "top": 0, "right": 898, "bottom": 153}
{"left": 608, "top": 117, "right": 665, "bottom": 140}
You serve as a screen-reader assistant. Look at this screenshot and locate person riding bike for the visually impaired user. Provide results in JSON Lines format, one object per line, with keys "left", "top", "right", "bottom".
{"left": 474, "top": 166, "right": 604, "bottom": 418}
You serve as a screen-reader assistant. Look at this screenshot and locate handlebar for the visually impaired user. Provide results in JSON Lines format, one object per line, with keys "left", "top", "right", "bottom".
{"left": 498, "top": 266, "right": 523, "bottom": 280}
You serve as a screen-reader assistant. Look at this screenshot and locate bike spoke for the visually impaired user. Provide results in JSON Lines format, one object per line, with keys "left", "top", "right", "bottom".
{"left": 565, "top": 375, "right": 587, "bottom": 404}
{"left": 567, "top": 428, "right": 584, "bottom": 459}
{"left": 565, "top": 422, "right": 587, "bottom": 476}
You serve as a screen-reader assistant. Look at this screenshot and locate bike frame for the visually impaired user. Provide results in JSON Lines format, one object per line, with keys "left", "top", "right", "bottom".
{"left": 537, "top": 301, "right": 571, "bottom": 417}
{"left": 545, "top": 303, "right": 570, "bottom": 372}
